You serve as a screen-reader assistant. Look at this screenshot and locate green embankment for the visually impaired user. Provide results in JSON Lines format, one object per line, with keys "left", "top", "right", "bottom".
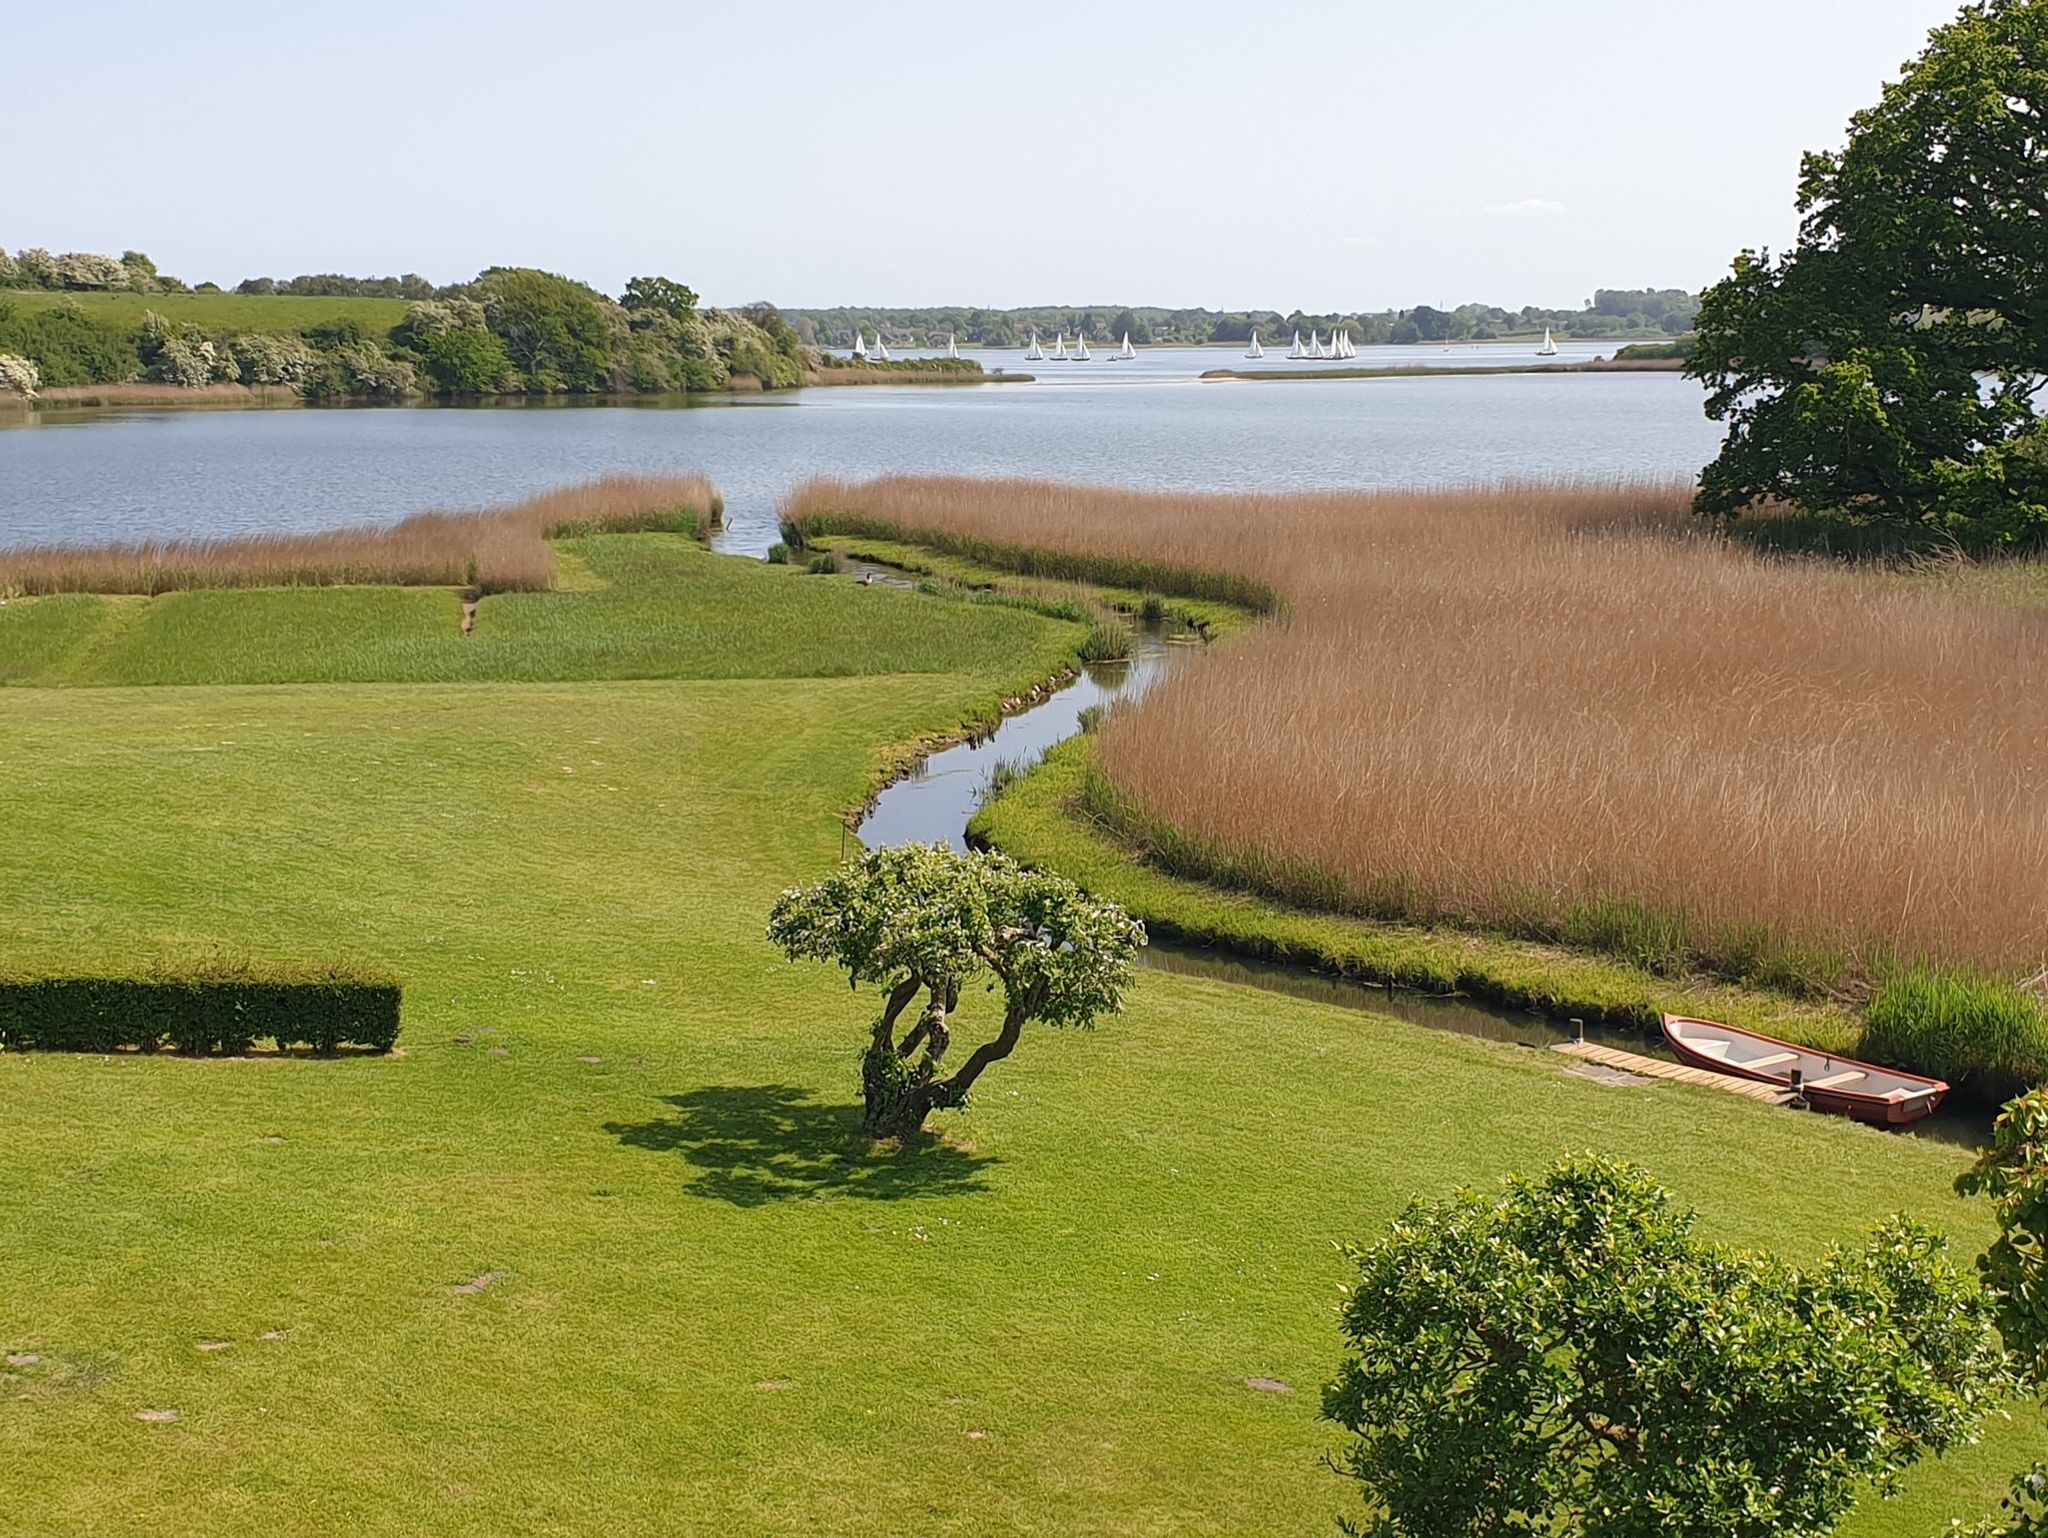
{"left": 0, "top": 536, "right": 2033, "bottom": 1535}
{"left": 803, "top": 534, "right": 1256, "bottom": 639}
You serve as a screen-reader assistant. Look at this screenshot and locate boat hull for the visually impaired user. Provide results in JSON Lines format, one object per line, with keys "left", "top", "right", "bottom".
{"left": 1660, "top": 1015, "right": 1948, "bottom": 1128}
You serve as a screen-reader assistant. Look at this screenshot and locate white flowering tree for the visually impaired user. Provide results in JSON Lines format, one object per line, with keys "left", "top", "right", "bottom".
{"left": 769, "top": 844, "right": 1144, "bottom": 1139}
{"left": 51, "top": 251, "right": 128, "bottom": 291}
{"left": 0, "top": 354, "right": 38, "bottom": 399}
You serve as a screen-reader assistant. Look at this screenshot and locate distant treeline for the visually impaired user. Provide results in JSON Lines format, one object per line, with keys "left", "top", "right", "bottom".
{"left": 0, "top": 246, "right": 813, "bottom": 399}
{"left": 784, "top": 290, "right": 1701, "bottom": 348}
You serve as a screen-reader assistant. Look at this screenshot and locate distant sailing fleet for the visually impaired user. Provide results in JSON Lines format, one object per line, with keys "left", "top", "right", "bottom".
{"left": 845, "top": 323, "right": 1563, "bottom": 362}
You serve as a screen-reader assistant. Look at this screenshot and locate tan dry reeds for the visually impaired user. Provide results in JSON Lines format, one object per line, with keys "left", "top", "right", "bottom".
{"left": 0, "top": 473, "right": 722, "bottom": 596}
{"left": 781, "top": 475, "right": 2048, "bottom": 983}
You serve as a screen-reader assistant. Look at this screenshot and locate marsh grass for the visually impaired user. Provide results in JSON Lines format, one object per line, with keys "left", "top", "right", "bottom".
{"left": 0, "top": 474, "right": 723, "bottom": 596}
{"left": 1077, "top": 615, "right": 1134, "bottom": 662}
{"left": 1863, "top": 970, "right": 2048, "bottom": 1102}
{"left": 784, "top": 475, "right": 2048, "bottom": 995}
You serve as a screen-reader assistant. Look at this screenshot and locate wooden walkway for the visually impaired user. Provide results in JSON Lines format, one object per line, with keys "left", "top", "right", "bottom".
{"left": 1553, "top": 1040, "right": 1801, "bottom": 1107}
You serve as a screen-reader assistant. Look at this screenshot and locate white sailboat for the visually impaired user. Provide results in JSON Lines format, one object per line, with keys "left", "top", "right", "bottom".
{"left": 1338, "top": 330, "right": 1356, "bottom": 360}
{"left": 874, "top": 336, "right": 892, "bottom": 362}
{"left": 1023, "top": 332, "right": 1045, "bottom": 362}
{"left": 851, "top": 330, "right": 868, "bottom": 360}
{"left": 1311, "top": 330, "right": 1329, "bottom": 360}
{"left": 1245, "top": 330, "right": 1264, "bottom": 360}
{"left": 1074, "top": 331, "right": 1092, "bottom": 361}
{"left": 946, "top": 334, "right": 959, "bottom": 359}
{"left": 1536, "top": 325, "right": 1558, "bottom": 357}
{"left": 1288, "top": 330, "right": 1306, "bottom": 360}
{"left": 1052, "top": 332, "right": 1069, "bottom": 361}
{"left": 1114, "top": 332, "right": 1136, "bottom": 360}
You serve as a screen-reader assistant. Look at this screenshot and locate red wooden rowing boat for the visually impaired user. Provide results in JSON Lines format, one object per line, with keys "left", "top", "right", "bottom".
{"left": 1661, "top": 1014, "right": 1948, "bottom": 1128}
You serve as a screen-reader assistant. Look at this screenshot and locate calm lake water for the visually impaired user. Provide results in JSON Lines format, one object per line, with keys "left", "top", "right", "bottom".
{"left": 0, "top": 344, "right": 1722, "bottom": 557}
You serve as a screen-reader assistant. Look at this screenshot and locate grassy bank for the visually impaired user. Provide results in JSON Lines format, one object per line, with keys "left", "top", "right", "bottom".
{"left": 0, "top": 530, "right": 2034, "bottom": 1534}
{"left": 781, "top": 480, "right": 1283, "bottom": 617}
{"left": 804, "top": 359, "right": 1012, "bottom": 387}
{"left": 802, "top": 533, "right": 1256, "bottom": 640}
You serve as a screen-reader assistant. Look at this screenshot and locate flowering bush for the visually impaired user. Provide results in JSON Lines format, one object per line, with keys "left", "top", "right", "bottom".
{"left": 51, "top": 252, "right": 129, "bottom": 290}
{"left": 230, "top": 331, "right": 319, "bottom": 385}
{"left": 0, "top": 353, "right": 39, "bottom": 398}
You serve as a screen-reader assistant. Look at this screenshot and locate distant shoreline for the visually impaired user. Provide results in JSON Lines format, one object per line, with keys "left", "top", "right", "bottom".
{"left": 1199, "top": 357, "right": 1687, "bottom": 382}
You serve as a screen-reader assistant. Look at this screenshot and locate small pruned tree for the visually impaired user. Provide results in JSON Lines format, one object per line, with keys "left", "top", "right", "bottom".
{"left": 767, "top": 844, "right": 1144, "bottom": 1139}
{"left": 1323, "top": 1155, "right": 2005, "bottom": 1538}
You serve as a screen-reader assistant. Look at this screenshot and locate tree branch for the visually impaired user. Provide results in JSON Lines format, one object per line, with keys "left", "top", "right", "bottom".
{"left": 871, "top": 977, "right": 922, "bottom": 1053}
{"left": 936, "top": 983, "right": 1044, "bottom": 1106}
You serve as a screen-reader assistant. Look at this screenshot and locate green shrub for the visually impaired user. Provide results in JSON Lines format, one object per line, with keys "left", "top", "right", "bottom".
{"left": 415, "top": 327, "right": 517, "bottom": 394}
{"left": 765, "top": 542, "right": 791, "bottom": 565}
{"left": 1078, "top": 616, "right": 1133, "bottom": 661}
{"left": 806, "top": 552, "right": 839, "bottom": 575}
{"left": 0, "top": 964, "right": 403, "bottom": 1056}
{"left": 1863, "top": 968, "right": 2048, "bottom": 1103}
{"left": 0, "top": 299, "right": 144, "bottom": 386}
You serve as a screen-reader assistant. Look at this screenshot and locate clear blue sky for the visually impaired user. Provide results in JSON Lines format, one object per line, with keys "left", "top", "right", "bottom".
{"left": 2, "top": 0, "right": 1966, "bottom": 311}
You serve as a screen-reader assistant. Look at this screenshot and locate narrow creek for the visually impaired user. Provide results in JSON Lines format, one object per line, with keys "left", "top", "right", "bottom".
{"left": 847, "top": 565, "right": 1981, "bottom": 1142}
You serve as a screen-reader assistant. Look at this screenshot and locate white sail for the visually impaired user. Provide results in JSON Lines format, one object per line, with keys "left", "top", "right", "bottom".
{"left": 1288, "top": 329, "right": 1305, "bottom": 360}
{"left": 1114, "top": 331, "right": 1136, "bottom": 359}
{"left": 851, "top": 330, "right": 868, "bottom": 359}
{"left": 1537, "top": 325, "right": 1558, "bottom": 356}
{"left": 875, "top": 337, "right": 891, "bottom": 362}
{"left": 947, "top": 334, "right": 959, "bottom": 359}
{"left": 1053, "top": 332, "right": 1069, "bottom": 361}
{"left": 1023, "top": 332, "right": 1044, "bottom": 362}
{"left": 1339, "top": 330, "right": 1355, "bottom": 359}
{"left": 1246, "top": 330, "right": 1263, "bottom": 359}
{"left": 1075, "top": 331, "right": 1092, "bottom": 361}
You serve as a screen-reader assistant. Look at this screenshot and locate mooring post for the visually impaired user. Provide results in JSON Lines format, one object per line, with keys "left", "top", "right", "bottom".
{"left": 1571, "top": 1018, "right": 1585, "bottom": 1044}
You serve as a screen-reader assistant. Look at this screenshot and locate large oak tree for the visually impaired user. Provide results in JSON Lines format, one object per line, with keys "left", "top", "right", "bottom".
{"left": 1690, "top": 0, "right": 2048, "bottom": 544}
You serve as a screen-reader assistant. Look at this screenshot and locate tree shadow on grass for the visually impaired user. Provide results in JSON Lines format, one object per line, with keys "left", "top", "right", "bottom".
{"left": 604, "top": 1084, "right": 997, "bottom": 1206}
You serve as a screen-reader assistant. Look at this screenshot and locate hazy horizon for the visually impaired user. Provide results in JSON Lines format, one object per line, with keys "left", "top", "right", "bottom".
{"left": 5, "top": 0, "right": 1968, "bottom": 311}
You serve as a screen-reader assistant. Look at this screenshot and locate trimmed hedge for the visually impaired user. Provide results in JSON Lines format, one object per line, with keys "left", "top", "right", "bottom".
{"left": 0, "top": 966, "right": 402, "bottom": 1056}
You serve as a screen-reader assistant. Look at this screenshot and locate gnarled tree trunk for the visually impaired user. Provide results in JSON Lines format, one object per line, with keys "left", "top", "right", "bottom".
{"left": 862, "top": 985, "right": 1033, "bottom": 1140}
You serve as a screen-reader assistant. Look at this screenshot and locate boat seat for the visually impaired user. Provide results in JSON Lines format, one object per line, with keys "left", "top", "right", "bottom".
{"left": 1805, "top": 1069, "right": 1868, "bottom": 1091}
{"left": 1884, "top": 1085, "right": 1938, "bottom": 1101}
{"left": 1742, "top": 1051, "right": 1800, "bottom": 1070}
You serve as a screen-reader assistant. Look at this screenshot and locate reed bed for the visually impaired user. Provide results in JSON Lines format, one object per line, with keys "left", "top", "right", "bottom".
{"left": 0, "top": 474, "right": 722, "bottom": 596}
{"left": 781, "top": 475, "right": 2048, "bottom": 990}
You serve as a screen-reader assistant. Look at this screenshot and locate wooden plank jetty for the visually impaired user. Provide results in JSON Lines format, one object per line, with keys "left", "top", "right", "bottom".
{"left": 1552, "top": 1040, "right": 1801, "bottom": 1107}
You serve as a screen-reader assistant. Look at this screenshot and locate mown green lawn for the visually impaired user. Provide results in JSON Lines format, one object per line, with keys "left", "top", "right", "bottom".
{"left": 0, "top": 289, "right": 410, "bottom": 335}
{"left": 0, "top": 545, "right": 2033, "bottom": 1536}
